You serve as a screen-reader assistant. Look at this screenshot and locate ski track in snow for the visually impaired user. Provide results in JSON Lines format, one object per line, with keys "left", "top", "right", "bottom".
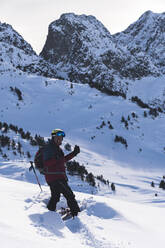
{"left": 65, "top": 217, "right": 128, "bottom": 248}
{"left": 65, "top": 217, "right": 111, "bottom": 248}
{"left": 25, "top": 192, "right": 68, "bottom": 240}
{"left": 24, "top": 191, "right": 131, "bottom": 248}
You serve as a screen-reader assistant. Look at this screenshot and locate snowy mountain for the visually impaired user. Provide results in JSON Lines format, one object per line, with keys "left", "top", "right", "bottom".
{"left": 0, "top": 22, "right": 57, "bottom": 78}
{"left": 114, "top": 11, "right": 165, "bottom": 74}
{"left": 1, "top": 11, "right": 165, "bottom": 248}
{"left": 40, "top": 12, "right": 162, "bottom": 95}
{"left": 0, "top": 22, "right": 35, "bottom": 54}
{"left": 1, "top": 12, "right": 165, "bottom": 105}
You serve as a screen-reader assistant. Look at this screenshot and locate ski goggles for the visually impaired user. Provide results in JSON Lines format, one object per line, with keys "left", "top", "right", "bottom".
{"left": 54, "top": 131, "right": 65, "bottom": 137}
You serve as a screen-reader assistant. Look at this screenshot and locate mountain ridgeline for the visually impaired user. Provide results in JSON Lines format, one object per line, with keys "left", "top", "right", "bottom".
{"left": 0, "top": 22, "right": 57, "bottom": 78}
{"left": 40, "top": 11, "right": 165, "bottom": 94}
{"left": 1, "top": 11, "right": 165, "bottom": 97}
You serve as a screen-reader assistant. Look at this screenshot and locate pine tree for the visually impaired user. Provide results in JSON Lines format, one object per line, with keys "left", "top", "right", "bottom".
{"left": 151, "top": 181, "right": 155, "bottom": 187}
{"left": 111, "top": 183, "right": 116, "bottom": 191}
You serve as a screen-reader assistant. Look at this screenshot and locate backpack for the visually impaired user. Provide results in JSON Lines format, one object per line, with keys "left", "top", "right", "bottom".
{"left": 34, "top": 147, "right": 45, "bottom": 174}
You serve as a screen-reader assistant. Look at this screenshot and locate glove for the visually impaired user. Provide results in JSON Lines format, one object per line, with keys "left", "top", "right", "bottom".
{"left": 73, "top": 145, "right": 80, "bottom": 156}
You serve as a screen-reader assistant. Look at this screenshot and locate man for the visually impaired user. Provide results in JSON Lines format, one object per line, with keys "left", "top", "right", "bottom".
{"left": 43, "top": 129, "right": 80, "bottom": 217}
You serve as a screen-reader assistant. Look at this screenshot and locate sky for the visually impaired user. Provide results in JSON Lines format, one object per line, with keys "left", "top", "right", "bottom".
{"left": 0, "top": 0, "right": 164, "bottom": 54}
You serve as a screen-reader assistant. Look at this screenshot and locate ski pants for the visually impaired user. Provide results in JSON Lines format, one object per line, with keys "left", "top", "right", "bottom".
{"left": 47, "top": 179, "right": 80, "bottom": 216}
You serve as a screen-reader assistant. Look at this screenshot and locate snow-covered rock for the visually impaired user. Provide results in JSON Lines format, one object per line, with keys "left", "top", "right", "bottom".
{"left": 0, "top": 22, "right": 35, "bottom": 55}
{"left": 1, "top": 12, "right": 164, "bottom": 97}
{"left": 114, "top": 11, "right": 165, "bottom": 74}
{"left": 40, "top": 13, "right": 160, "bottom": 95}
{"left": 40, "top": 13, "right": 123, "bottom": 92}
{"left": 0, "top": 22, "right": 57, "bottom": 78}
{"left": 1, "top": 12, "right": 165, "bottom": 106}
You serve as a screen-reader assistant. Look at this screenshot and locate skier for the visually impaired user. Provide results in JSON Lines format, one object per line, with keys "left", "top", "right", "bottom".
{"left": 43, "top": 129, "right": 80, "bottom": 217}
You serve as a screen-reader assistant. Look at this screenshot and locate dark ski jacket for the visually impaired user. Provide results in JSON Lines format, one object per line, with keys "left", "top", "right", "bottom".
{"left": 43, "top": 139, "right": 76, "bottom": 184}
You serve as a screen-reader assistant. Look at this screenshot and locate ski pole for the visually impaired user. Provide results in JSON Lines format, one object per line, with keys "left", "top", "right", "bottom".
{"left": 29, "top": 161, "right": 43, "bottom": 192}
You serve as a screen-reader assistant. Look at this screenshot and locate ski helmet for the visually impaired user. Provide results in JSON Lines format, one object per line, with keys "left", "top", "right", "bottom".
{"left": 51, "top": 129, "right": 65, "bottom": 137}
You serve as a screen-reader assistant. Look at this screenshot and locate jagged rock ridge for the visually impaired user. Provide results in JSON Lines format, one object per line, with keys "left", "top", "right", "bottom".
{"left": 40, "top": 12, "right": 161, "bottom": 95}
{"left": 114, "top": 11, "right": 165, "bottom": 73}
{"left": 0, "top": 22, "right": 57, "bottom": 78}
{"left": 1, "top": 11, "right": 165, "bottom": 97}
{"left": 0, "top": 22, "right": 35, "bottom": 55}
{"left": 40, "top": 13, "right": 127, "bottom": 94}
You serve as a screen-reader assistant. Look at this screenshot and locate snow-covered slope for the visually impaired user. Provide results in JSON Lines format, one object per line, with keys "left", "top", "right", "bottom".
{"left": 1, "top": 69, "right": 165, "bottom": 248}
{"left": 1, "top": 70, "right": 165, "bottom": 169}
{"left": 1, "top": 71, "right": 165, "bottom": 169}
{"left": 1, "top": 172, "right": 165, "bottom": 248}
{"left": 1, "top": 11, "right": 165, "bottom": 247}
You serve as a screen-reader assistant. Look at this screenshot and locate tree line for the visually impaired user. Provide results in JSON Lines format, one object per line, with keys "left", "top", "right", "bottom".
{"left": 66, "top": 160, "right": 115, "bottom": 191}
{"left": 0, "top": 121, "right": 45, "bottom": 159}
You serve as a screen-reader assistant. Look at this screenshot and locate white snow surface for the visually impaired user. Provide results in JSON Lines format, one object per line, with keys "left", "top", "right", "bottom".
{"left": 1, "top": 175, "right": 165, "bottom": 248}
{"left": 1, "top": 71, "right": 165, "bottom": 247}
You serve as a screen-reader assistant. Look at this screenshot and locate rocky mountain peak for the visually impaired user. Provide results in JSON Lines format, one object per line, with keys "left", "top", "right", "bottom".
{"left": 114, "top": 11, "right": 165, "bottom": 72}
{"left": 40, "top": 12, "right": 114, "bottom": 64}
{"left": 52, "top": 12, "right": 112, "bottom": 38}
{"left": 40, "top": 12, "right": 160, "bottom": 94}
{"left": 1, "top": 11, "right": 165, "bottom": 97}
{"left": 0, "top": 21, "right": 58, "bottom": 78}
{"left": 0, "top": 22, "right": 35, "bottom": 55}
{"left": 115, "top": 10, "right": 165, "bottom": 43}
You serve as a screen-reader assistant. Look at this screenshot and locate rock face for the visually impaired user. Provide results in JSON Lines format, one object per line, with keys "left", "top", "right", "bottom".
{"left": 1, "top": 11, "right": 165, "bottom": 96}
{"left": 0, "top": 22, "right": 35, "bottom": 55}
{"left": 40, "top": 13, "right": 124, "bottom": 93}
{"left": 114, "top": 11, "right": 165, "bottom": 74}
{"left": 40, "top": 13, "right": 114, "bottom": 64}
{"left": 0, "top": 22, "right": 57, "bottom": 77}
{"left": 40, "top": 12, "right": 162, "bottom": 95}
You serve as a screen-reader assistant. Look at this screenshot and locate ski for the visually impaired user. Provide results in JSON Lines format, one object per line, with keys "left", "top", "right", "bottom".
{"left": 57, "top": 203, "right": 86, "bottom": 221}
{"left": 57, "top": 207, "right": 73, "bottom": 220}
